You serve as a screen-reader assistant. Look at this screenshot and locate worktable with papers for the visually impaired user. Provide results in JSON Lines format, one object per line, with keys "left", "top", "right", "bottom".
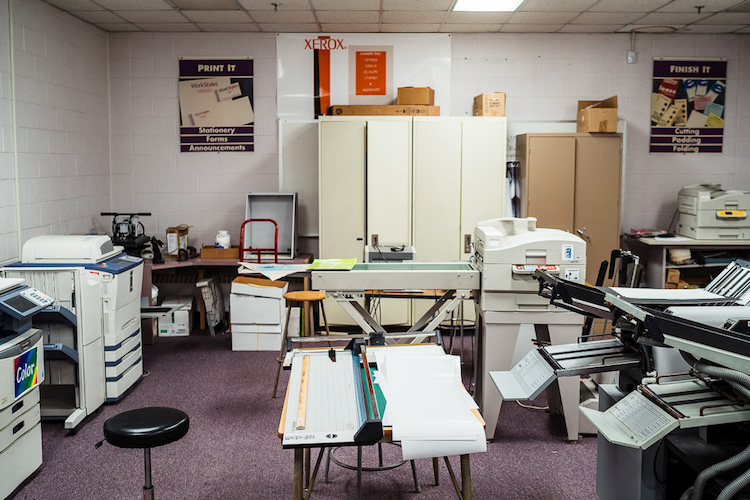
{"left": 278, "top": 342, "right": 485, "bottom": 500}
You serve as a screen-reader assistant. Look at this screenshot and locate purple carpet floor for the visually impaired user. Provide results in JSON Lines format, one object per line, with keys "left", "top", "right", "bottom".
{"left": 10, "top": 332, "right": 598, "bottom": 499}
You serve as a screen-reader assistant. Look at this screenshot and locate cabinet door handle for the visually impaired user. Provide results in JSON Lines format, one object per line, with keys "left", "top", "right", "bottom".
{"left": 576, "top": 227, "right": 590, "bottom": 240}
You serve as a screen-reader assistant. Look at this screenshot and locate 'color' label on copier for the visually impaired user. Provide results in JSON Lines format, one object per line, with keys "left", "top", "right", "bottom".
{"left": 14, "top": 347, "right": 38, "bottom": 398}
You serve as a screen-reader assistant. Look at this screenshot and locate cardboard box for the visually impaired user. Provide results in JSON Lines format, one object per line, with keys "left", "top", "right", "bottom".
{"left": 201, "top": 245, "right": 240, "bottom": 259}
{"left": 666, "top": 268, "right": 680, "bottom": 284}
{"left": 397, "top": 87, "right": 435, "bottom": 105}
{"left": 158, "top": 296, "right": 194, "bottom": 337}
{"left": 473, "top": 92, "right": 506, "bottom": 117}
{"left": 231, "top": 329, "right": 281, "bottom": 351}
{"left": 229, "top": 276, "right": 288, "bottom": 325}
{"left": 166, "top": 225, "right": 189, "bottom": 256}
{"left": 577, "top": 96, "right": 618, "bottom": 133}
{"left": 328, "top": 105, "right": 440, "bottom": 116}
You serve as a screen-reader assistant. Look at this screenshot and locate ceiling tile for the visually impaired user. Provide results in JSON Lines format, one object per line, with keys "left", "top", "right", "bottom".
{"left": 182, "top": 10, "right": 254, "bottom": 22}
{"left": 616, "top": 24, "right": 685, "bottom": 32}
{"left": 247, "top": 10, "right": 316, "bottom": 23}
{"left": 500, "top": 24, "right": 563, "bottom": 32}
{"left": 69, "top": 10, "right": 124, "bottom": 23}
{"left": 382, "top": 0, "right": 454, "bottom": 12}
{"left": 319, "top": 24, "right": 381, "bottom": 32}
{"left": 380, "top": 23, "right": 443, "bottom": 32}
{"left": 698, "top": 12, "right": 750, "bottom": 24}
{"left": 445, "top": 12, "right": 512, "bottom": 23}
{"left": 589, "top": 0, "right": 670, "bottom": 12}
{"left": 441, "top": 23, "right": 502, "bottom": 32}
{"left": 682, "top": 24, "right": 748, "bottom": 33}
{"left": 636, "top": 13, "right": 709, "bottom": 25}
{"left": 312, "top": 0, "right": 380, "bottom": 10}
{"left": 171, "top": 0, "right": 237, "bottom": 9}
{"left": 518, "top": 0, "right": 598, "bottom": 12}
{"left": 197, "top": 23, "right": 260, "bottom": 31}
{"left": 382, "top": 11, "right": 445, "bottom": 23}
{"left": 558, "top": 24, "right": 626, "bottom": 32}
{"left": 256, "top": 23, "right": 320, "bottom": 32}
{"left": 572, "top": 12, "right": 645, "bottom": 24}
{"left": 316, "top": 11, "right": 380, "bottom": 23}
{"left": 657, "top": 0, "right": 744, "bottom": 13}
{"left": 238, "top": 0, "right": 312, "bottom": 10}
{"left": 43, "top": 0, "right": 103, "bottom": 10}
{"left": 506, "top": 11, "right": 578, "bottom": 24}
{"left": 95, "top": 0, "right": 173, "bottom": 10}
{"left": 132, "top": 22, "right": 199, "bottom": 31}
{"left": 118, "top": 10, "right": 189, "bottom": 23}
{"left": 96, "top": 23, "right": 143, "bottom": 31}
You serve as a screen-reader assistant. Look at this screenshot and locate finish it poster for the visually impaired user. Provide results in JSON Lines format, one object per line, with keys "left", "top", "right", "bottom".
{"left": 650, "top": 58, "right": 726, "bottom": 154}
{"left": 179, "top": 59, "right": 254, "bottom": 152}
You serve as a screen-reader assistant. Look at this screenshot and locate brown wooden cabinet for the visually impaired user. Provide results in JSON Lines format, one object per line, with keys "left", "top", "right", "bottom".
{"left": 517, "top": 133, "right": 622, "bottom": 285}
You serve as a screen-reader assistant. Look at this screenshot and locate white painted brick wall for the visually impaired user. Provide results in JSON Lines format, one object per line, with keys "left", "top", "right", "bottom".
{"left": 109, "top": 31, "right": 279, "bottom": 249}
{"left": 451, "top": 33, "right": 750, "bottom": 234}
{"left": 0, "top": 0, "right": 110, "bottom": 263}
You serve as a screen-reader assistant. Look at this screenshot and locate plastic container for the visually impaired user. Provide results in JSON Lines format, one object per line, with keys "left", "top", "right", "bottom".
{"left": 215, "top": 230, "right": 231, "bottom": 249}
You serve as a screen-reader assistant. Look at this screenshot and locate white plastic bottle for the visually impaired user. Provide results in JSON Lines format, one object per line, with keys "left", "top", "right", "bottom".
{"left": 215, "top": 230, "right": 231, "bottom": 249}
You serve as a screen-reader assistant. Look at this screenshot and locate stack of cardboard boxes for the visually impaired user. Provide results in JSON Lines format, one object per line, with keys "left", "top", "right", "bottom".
{"left": 229, "top": 277, "right": 288, "bottom": 351}
{"left": 328, "top": 86, "right": 440, "bottom": 116}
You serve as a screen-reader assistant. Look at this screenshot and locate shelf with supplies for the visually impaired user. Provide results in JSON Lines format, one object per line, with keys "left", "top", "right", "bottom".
{"left": 621, "top": 236, "right": 750, "bottom": 289}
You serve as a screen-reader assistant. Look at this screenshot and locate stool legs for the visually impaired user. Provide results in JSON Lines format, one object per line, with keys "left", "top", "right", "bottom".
{"left": 273, "top": 303, "right": 294, "bottom": 399}
{"left": 143, "top": 448, "right": 154, "bottom": 500}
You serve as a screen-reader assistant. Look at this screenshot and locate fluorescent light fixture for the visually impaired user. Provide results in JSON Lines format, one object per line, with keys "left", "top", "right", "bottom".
{"left": 453, "top": 0, "right": 525, "bottom": 12}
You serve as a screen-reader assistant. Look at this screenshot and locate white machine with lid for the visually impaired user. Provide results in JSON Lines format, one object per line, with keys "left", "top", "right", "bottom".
{"left": 474, "top": 217, "right": 587, "bottom": 311}
{"left": 676, "top": 183, "right": 750, "bottom": 239}
{"left": 473, "top": 218, "right": 589, "bottom": 442}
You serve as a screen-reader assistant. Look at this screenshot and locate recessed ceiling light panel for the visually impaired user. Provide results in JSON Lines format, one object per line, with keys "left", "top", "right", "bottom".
{"left": 453, "top": 0, "right": 525, "bottom": 12}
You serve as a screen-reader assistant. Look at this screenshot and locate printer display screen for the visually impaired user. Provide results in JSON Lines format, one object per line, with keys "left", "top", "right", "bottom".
{"left": 3, "top": 295, "right": 35, "bottom": 314}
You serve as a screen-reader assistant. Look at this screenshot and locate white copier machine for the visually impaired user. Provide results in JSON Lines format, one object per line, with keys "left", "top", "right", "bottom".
{"left": 0, "top": 277, "right": 53, "bottom": 498}
{"left": 676, "top": 183, "right": 750, "bottom": 240}
{"left": 2, "top": 235, "right": 144, "bottom": 429}
{"left": 473, "top": 217, "right": 587, "bottom": 311}
{"left": 473, "top": 217, "right": 589, "bottom": 441}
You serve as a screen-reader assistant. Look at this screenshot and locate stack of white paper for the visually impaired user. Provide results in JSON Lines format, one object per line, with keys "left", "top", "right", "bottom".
{"left": 374, "top": 351, "right": 486, "bottom": 460}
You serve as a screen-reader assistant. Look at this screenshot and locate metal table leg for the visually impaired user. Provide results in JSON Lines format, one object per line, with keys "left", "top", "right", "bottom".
{"left": 294, "top": 448, "right": 304, "bottom": 500}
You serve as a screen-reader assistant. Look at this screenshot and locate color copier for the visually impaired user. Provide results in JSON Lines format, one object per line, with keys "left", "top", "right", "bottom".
{"left": 676, "top": 183, "right": 750, "bottom": 239}
{"left": 2, "top": 235, "right": 144, "bottom": 430}
{"left": 0, "top": 277, "right": 53, "bottom": 498}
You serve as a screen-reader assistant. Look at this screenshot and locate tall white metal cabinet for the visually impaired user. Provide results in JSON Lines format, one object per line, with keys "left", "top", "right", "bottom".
{"left": 319, "top": 115, "right": 507, "bottom": 325}
{"left": 413, "top": 117, "right": 507, "bottom": 261}
{"left": 318, "top": 116, "right": 412, "bottom": 325}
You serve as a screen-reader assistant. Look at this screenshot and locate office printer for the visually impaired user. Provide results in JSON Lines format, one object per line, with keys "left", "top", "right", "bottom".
{"left": 4, "top": 235, "right": 144, "bottom": 410}
{"left": 473, "top": 217, "right": 586, "bottom": 312}
{"left": 676, "top": 183, "right": 750, "bottom": 239}
{"left": 0, "top": 277, "right": 53, "bottom": 499}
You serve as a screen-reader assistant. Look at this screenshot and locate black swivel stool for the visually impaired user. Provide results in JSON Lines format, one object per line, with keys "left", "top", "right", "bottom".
{"left": 103, "top": 407, "right": 190, "bottom": 500}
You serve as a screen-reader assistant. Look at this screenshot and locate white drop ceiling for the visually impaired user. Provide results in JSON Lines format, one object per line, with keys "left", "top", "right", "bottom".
{"left": 40, "top": 0, "right": 750, "bottom": 34}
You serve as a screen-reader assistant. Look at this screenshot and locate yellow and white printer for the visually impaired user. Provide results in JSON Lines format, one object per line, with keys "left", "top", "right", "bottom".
{"left": 676, "top": 183, "right": 750, "bottom": 240}
{"left": 473, "top": 217, "right": 587, "bottom": 312}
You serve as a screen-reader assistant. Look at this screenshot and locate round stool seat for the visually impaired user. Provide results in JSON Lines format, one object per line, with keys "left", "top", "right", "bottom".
{"left": 104, "top": 407, "right": 189, "bottom": 449}
{"left": 284, "top": 290, "right": 326, "bottom": 302}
